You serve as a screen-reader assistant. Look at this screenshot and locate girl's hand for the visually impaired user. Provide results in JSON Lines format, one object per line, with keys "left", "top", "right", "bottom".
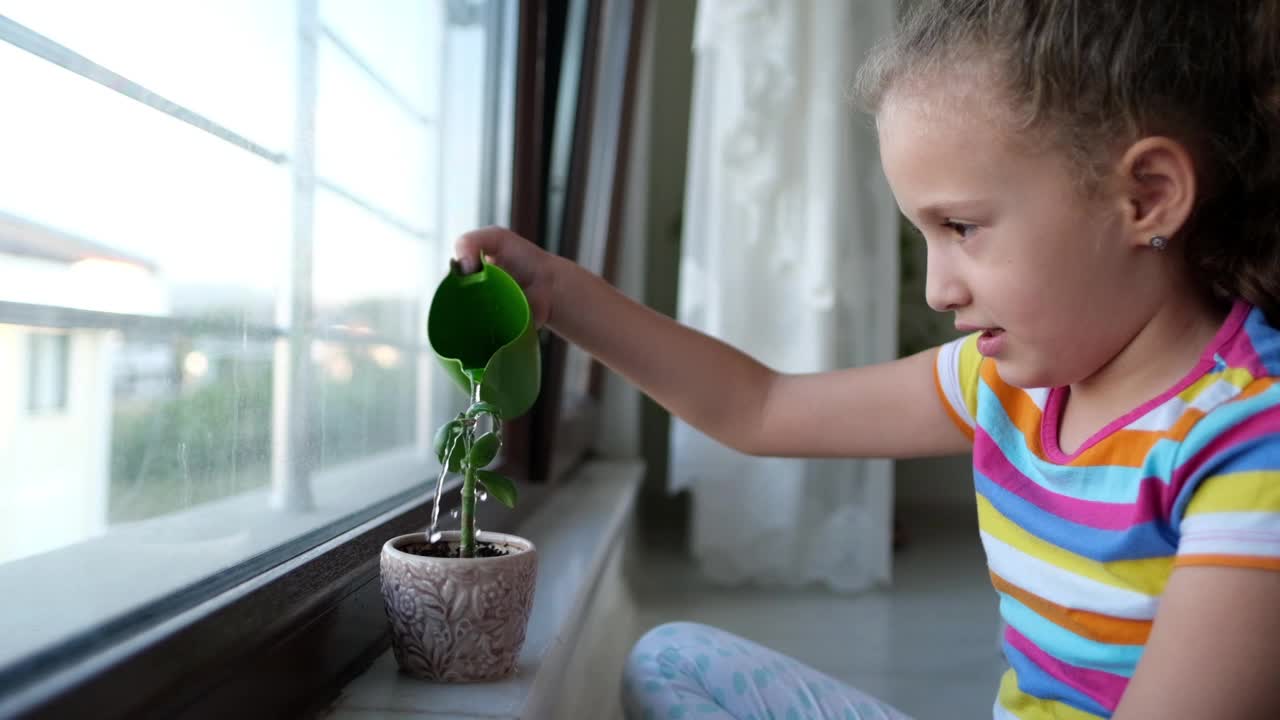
{"left": 453, "top": 226, "right": 557, "bottom": 328}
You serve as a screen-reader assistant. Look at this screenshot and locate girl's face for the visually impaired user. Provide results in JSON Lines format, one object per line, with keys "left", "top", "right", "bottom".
{"left": 878, "top": 76, "right": 1150, "bottom": 389}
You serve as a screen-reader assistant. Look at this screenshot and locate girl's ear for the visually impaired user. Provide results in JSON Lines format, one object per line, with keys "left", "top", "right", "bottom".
{"left": 1117, "top": 136, "right": 1197, "bottom": 247}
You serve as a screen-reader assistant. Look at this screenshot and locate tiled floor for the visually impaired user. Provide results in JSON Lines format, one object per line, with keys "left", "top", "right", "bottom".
{"left": 622, "top": 509, "right": 1006, "bottom": 720}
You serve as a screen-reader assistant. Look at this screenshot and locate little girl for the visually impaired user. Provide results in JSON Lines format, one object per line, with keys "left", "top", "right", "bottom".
{"left": 455, "top": 0, "right": 1280, "bottom": 717}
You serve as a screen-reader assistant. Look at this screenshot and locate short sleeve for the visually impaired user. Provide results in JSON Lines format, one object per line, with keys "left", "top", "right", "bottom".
{"left": 934, "top": 333, "right": 983, "bottom": 442}
{"left": 1175, "top": 398, "right": 1280, "bottom": 572}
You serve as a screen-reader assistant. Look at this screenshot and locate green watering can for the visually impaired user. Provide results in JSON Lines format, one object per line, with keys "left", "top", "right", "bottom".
{"left": 427, "top": 260, "right": 541, "bottom": 418}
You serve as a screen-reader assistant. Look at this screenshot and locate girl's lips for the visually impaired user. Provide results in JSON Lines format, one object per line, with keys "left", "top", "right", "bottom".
{"left": 976, "top": 328, "right": 1006, "bottom": 357}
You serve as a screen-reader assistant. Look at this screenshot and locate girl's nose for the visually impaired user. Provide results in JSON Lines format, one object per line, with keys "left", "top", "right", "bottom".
{"left": 924, "top": 250, "right": 970, "bottom": 312}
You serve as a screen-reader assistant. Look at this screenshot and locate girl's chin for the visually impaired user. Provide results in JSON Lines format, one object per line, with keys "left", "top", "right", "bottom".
{"left": 990, "top": 358, "right": 1059, "bottom": 390}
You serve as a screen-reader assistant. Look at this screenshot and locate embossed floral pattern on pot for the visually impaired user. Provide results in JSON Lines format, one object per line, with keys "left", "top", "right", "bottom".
{"left": 380, "top": 530, "right": 537, "bottom": 682}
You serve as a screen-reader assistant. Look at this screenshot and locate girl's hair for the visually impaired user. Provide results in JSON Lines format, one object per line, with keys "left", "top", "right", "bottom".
{"left": 857, "top": 0, "right": 1280, "bottom": 322}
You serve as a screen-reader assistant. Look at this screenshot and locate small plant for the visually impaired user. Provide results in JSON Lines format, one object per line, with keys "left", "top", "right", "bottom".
{"left": 431, "top": 381, "right": 518, "bottom": 558}
{"left": 425, "top": 260, "right": 539, "bottom": 559}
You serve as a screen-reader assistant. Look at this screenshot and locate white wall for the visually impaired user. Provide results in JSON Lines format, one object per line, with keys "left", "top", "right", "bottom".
{"left": 0, "top": 326, "right": 117, "bottom": 563}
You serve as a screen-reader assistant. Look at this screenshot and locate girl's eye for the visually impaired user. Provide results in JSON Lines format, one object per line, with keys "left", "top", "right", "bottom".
{"left": 942, "top": 220, "right": 978, "bottom": 239}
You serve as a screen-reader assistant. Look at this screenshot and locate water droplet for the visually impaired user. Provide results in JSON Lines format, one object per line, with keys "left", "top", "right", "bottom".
{"left": 478, "top": 491, "right": 489, "bottom": 502}
{"left": 450, "top": 508, "right": 460, "bottom": 519}
{"left": 429, "top": 531, "right": 443, "bottom": 543}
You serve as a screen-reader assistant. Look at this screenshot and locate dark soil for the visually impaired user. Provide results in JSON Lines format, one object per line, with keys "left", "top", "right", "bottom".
{"left": 402, "top": 540, "right": 512, "bottom": 559}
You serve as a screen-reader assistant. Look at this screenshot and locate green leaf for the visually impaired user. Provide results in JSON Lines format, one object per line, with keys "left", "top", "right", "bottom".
{"left": 476, "top": 470, "right": 518, "bottom": 508}
{"left": 465, "top": 402, "right": 502, "bottom": 420}
{"left": 433, "top": 420, "right": 463, "bottom": 472}
{"left": 469, "top": 432, "right": 500, "bottom": 468}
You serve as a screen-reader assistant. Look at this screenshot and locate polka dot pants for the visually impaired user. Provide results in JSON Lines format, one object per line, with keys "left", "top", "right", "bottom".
{"left": 622, "top": 622, "right": 912, "bottom": 720}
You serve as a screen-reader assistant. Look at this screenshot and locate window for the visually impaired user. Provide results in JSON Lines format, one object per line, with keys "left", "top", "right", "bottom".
{"left": 0, "top": 0, "right": 640, "bottom": 715}
{"left": 26, "top": 332, "right": 69, "bottom": 413}
{"left": 0, "top": 0, "right": 527, "bottom": 714}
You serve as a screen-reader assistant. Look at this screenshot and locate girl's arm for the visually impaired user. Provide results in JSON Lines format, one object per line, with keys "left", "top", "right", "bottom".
{"left": 457, "top": 227, "right": 970, "bottom": 459}
{"left": 1112, "top": 566, "right": 1280, "bottom": 719}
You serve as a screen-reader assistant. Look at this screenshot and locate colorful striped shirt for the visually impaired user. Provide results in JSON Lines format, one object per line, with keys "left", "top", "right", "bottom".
{"left": 934, "top": 300, "right": 1280, "bottom": 719}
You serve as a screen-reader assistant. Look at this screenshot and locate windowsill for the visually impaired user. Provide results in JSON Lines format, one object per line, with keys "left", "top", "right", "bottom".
{"left": 323, "top": 458, "right": 643, "bottom": 720}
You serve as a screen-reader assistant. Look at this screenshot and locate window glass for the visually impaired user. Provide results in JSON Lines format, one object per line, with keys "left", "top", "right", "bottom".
{"left": 318, "top": 0, "right": 440, "bottom": 119}
{"left": 0, "top": 40, "right": 292, "bottom": 313}
{"left": 1, "top": 0, "right": 296, "bottom": 153}
{"left": 314, "top": 37, "right": 434, "bottom": 229}
{"left": 311, "top": 338, "right": 419, "bottom": 472}
{"left": 312, "top": 187, "right": 428, "bottom": 342}
{"left": 0, "top": 0, "right": 513, "bottom": 680}
{"left": 107, "top": 334, "right": 274, "bottom": 524}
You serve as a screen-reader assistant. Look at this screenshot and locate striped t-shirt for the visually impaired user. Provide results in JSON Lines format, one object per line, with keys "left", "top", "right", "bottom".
{"left": 934, "top": 300, "right": 1280, "bottom": 719}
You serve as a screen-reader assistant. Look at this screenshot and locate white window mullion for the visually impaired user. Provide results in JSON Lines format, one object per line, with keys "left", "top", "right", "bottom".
{"left": 271, "top": 0, "right": 319, "bottom": 513}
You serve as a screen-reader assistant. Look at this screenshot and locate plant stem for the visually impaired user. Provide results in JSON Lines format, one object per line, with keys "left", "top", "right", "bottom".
{"left": 460, "top": 451, "right": 476, "bottom": 558}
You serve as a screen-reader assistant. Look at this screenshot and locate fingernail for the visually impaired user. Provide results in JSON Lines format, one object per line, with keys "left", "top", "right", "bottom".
{"left": 460, "top": 256, "right": 479, "bottom": 274}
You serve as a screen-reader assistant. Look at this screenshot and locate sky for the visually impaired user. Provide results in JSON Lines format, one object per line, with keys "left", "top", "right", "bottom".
{"left": 0, "top": 0, "right": 491, "bottom": 321}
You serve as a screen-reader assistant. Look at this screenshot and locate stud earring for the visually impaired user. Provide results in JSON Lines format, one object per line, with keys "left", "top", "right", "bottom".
{"left": 1149, "top": 235, "right": 1169, "bottom": 251}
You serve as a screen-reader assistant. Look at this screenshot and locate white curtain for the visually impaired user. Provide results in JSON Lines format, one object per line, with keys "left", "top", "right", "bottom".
{"left": 670, "top": 0, "right": 899, "bottom": 592}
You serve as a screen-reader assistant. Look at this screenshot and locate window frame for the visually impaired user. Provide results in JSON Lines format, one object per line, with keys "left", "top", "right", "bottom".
{"left": 532, "top": 0, "right": 645, "bottom": 485}
{"left": 0, "top": 2, "right": 564, "bottom": 717}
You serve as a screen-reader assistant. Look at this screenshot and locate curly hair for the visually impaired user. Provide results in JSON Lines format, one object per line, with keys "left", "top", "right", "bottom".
{"left": 856, "top": 0, "right": 1280, "bottom": 322}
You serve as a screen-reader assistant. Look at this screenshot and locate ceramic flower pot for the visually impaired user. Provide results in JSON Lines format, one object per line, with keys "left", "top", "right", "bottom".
{"left": 380, "top": 530, "right": 537, "bottom": 682}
